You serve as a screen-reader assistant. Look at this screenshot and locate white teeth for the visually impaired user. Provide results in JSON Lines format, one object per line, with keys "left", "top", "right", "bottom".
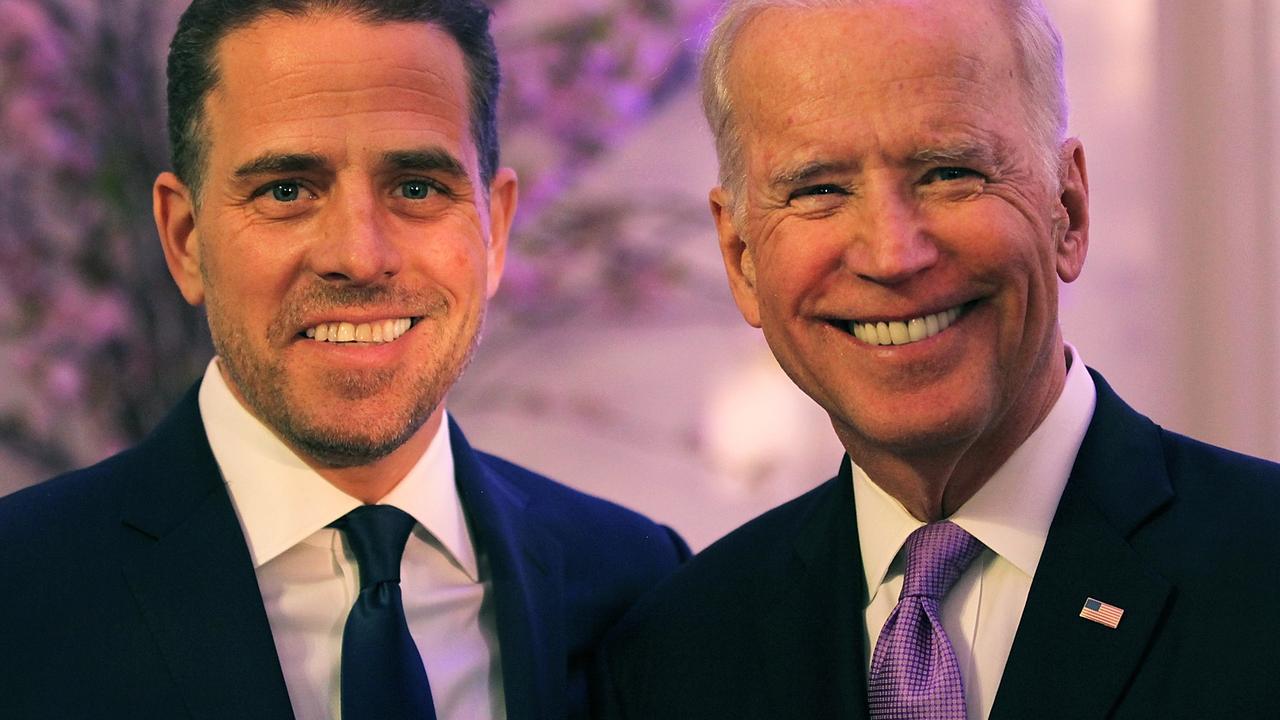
{"left": 305, "top": 318, "right": 414, "bottom": 344}
{"left": 925, "top": 313, "right": 940, "bottom": 337}
{"left": 849, "top": 306, "right": 964, "bottom": 347}
{"left": 888, "top": 321, "right": 910, "bottom": 345}
{"left": 908, "top": 317, "right": 927, "bottom": 342}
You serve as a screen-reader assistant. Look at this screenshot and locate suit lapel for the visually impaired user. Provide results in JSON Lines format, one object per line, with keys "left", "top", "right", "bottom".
{"left": 450, "top": 419, "right": 565, "bottom": 720}
{"left": 757, "top": 459, "right": 870, "bottom": 720}
{"left": 118, "top": 387, "right": 295, "bottom": 720}
{"left": 990, "top": 371, "right": 1173, "bottom": 720}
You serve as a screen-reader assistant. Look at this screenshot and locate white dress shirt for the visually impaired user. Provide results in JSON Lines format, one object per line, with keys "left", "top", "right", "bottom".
{"left": 198, "top": 359, "right": 506, "bottom": 720}
{"left": 855, "top": 344, "right": 1096, "bottom": 720}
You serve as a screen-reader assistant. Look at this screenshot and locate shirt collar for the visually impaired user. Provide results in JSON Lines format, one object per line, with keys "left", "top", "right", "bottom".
{"left": 197, "top": 358, "right": 479, "bottom": 581}
{"left": 854, "top": 343, "right": 1097, "bottom": 602}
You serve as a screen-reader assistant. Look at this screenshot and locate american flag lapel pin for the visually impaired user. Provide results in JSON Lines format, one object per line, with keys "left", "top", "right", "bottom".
{"left": 1079, "top": 597, "right": 1124, "bottom": 629}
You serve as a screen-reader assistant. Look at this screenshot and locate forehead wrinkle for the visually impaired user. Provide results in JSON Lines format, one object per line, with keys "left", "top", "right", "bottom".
{"left": 242, "top": 84, "right": 464, "bottom": 115}
{"left": 210, "top": 91, "right": 470, "bottom": 162}
{"left": 742, "top": 71, "right": 998, "bottom": 150}
{"left": 252, "top": 63, "right": 462, "bottom": 95}
{"left": 233, "top": 106, "right": 461, "bottom": 132}
{"left": 731, "top": 8, "right": 1007, "bottom": 117}
{"left": 213, "top": 26, "right": 468, "bottom": 119}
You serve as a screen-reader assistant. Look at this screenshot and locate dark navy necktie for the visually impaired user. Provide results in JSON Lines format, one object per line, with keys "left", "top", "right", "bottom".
{"left": 867, "top": 521, "right": 985, "bottom": 719}
{"left": 331, "top": 505, "right": 437, "bottom": 720}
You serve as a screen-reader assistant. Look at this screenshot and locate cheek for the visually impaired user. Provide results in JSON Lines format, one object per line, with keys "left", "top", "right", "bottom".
{"left": 198, "top": 230, "right": 296, "bottom": 319}
{"left": 943, "top": 205, "right": 1049, "bottom": 278}
{"left": 753, "top": 222, "right": 845, "bottom": 304}
{"left": 445, "top": 250, "right": 487, "bottom": 296}
{"left": 204, "top": 267, "right": 276, "bottom": 335}
{"left": 414, "top": 227, "right": 490, "bottom": 296}
{"left": 971, "top": 223, "right": 1061, "bottom": 345}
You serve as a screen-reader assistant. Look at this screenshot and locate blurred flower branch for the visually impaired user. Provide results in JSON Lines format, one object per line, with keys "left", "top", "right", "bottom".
{"left": 0, "top": 0, "right": 209, "bottom": 479}
{"left": 0, "top": 0, "right": 713, "bottom": 487}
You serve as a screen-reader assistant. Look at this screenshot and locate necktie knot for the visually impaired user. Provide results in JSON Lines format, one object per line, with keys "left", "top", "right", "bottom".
{"left": 900, "top": 521, "right": 985, "bottom": 600}
{"left": 331, "top": 505, "right": 417, "bottom": 590}
{"left": 868, "top": 521, "right": 985, "bottom": 719}
{"left": 330, "top": 504, "right": 437, "bottom": 719}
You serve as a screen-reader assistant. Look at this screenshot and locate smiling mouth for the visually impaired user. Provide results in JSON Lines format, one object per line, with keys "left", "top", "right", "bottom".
{"left": 846, "top": 303, "right": 970, "bottom": 346}
{"left": 302, "top": 317, "right": 418, "bottom": 344}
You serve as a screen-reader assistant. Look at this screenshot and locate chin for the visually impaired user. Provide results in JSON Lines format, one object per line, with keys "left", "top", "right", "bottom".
{"left": 281, "top": 411, "right": 430, "bottom": 468}
{"left": 289, "top": 432, "right": 411, "bottom": 468}
{"left": 832, "top": 394, "right": 995, "bottom": 457}
{"left": 262, "top": 379, "right": 445, "bottom": 465}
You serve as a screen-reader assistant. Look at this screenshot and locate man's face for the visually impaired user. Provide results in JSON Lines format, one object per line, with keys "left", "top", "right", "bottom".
{"left": 157, "top": 13, "right": 514, "bottom": 466}
{"left": 714, "top": 1, "right": 1088, "bottom": 461}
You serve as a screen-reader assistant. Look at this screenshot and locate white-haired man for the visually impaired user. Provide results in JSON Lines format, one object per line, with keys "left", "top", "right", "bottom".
{"left": 595, "top": 0, "right": 1280, "bottom": 718}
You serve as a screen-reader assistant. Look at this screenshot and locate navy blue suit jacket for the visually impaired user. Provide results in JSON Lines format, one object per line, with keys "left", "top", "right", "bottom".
{"left": 0, "top": 384, "right": 689, "bottom": 719}
{"left": 597, "top": 371, "right": 1280, "bottom": 719}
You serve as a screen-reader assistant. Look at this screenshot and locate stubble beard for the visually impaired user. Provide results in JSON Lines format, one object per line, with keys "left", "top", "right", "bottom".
{"left": 205, "top": 284, "right": 484, "bottom": 469}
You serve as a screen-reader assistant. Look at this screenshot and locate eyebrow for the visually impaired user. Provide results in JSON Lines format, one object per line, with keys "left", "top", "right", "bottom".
{"left": 233, "top": 152, "right": 328, "bottom": 180}
{"left": 767, "top": 138, "right": 1012, "bottom": 190}
{"left": 230, "top": 147, "right": 470, "bottom": 181}
{"left": 768, "top": 160, "right": 859, "bottom": 190}
{"left": 911, "top": 140, "right": 1005, "bottom": 168}
{"left": 381, "top": 148, "right": 468, "bottom": 180}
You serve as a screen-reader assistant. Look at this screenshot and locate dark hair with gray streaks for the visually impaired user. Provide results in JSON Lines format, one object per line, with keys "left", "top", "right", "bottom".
{"left": 167, "top": 0, "right": 500, "bottom": 201}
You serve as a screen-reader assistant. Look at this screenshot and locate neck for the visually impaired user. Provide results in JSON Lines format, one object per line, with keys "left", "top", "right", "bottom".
{"left": 841, "top": 346, "right": 1070, "bottom": 522}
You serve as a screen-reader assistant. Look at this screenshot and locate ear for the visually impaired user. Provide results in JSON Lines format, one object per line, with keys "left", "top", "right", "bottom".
{"left": 484, "top": 167, "right": 518, "bottom": 299}
{"left": 710, "top": 186, "right": 762, "bottom": 327}
{"left": 1054, "top": 138, "right": 1089, "bottom": 283}
{"left": 153, "top": 171, "right": 205, "bottom": 306}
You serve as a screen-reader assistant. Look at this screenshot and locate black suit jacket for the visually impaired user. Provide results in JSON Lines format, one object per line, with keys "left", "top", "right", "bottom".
{"left": 597, "top": 370, "right": 1280, "bottom": 719}
{"left": 0, "top": 384, "right": 689, "bottom": 719}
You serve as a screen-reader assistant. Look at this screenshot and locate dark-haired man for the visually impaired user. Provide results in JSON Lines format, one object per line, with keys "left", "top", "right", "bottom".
{"left": 0, "top": 2, "right": 687, "bottom": 718}
{"left": 596, "top": 0, "right": 1280, "bottom": 718}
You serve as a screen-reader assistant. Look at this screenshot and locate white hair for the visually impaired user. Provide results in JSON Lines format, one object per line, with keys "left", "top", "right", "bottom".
{"left": 699, "top": 0, "right": 1068, "bottom": 213}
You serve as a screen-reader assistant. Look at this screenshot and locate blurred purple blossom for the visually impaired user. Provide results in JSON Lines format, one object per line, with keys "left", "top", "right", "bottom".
{"left": 1, "top": 0, "right": 208, "bottom": 479}
{"left": 494, "top": 0, "right": 708, "bottom": 217}
{"left": 0, "top": 0, "right": 717, "bottom": 487}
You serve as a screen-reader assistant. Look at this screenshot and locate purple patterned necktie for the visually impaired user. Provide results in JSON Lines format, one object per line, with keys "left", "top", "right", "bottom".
{"left": 867, "top": 521, "right": 986, "bottom": 720}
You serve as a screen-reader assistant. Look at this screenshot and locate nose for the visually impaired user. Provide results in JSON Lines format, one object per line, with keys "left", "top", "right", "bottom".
{"left": 309, "top": 186, "right": 403, "bottom": 285}
{"left": 844, "top": 184, "right": 938, "bottom": 285}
